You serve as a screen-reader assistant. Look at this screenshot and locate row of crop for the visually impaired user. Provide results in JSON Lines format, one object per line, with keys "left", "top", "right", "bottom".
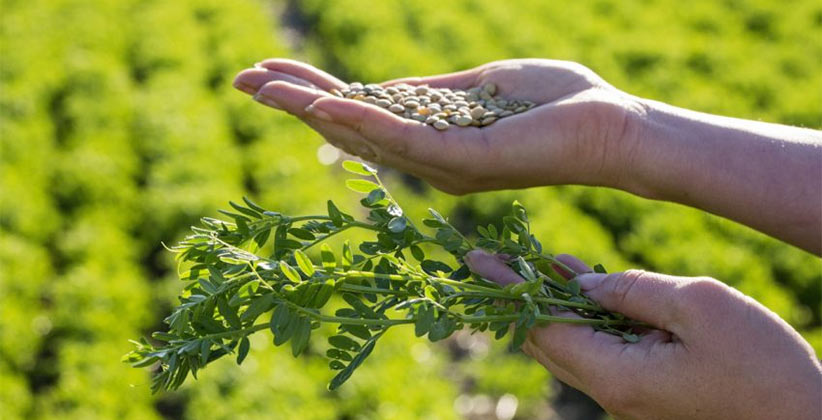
{"left": 299, "top": 0, "right": 821, "bottom": 127}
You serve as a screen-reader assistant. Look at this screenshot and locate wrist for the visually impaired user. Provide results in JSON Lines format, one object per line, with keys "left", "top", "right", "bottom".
{"left": 606, "top": 96, "right": 702, "bottom": 201}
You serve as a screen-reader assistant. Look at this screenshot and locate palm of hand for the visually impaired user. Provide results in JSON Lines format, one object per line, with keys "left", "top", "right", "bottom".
{"left": 234, "top": 59, "right": 635, "bottom": 193}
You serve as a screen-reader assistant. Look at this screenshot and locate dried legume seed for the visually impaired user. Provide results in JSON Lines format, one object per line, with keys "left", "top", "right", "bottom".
{"left": 331, "top": 81, "right": 534, "bottom": 130}
{"left": 433, "top": 120, "right": 450, "bottom": 130}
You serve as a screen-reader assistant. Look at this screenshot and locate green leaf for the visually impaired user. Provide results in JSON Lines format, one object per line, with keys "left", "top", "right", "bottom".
{"left": 326, "top": 349, "right": 352, "bottom": 361}
{"left": 476, "top": 225, "right": 490, "bottom": 238}
{"left": 345, "top": 179, "right": 380, "bottom": 193}
{"left": 342, "top": 240, "right": 353, "bottom": 269}
{"left": 328, "top": 335, "right": 379, "bottom": 390}
{"left": 387, "top": 216, "right": 407, "bottom": 233}
{"left": 511, "top": 323, "right": 528, "bottom": 350}
{"left": 198, "top": 278, "right": 218, "bottom": 295}
{"left": 342, "top": 324, "right": 372, "bottom": 340}
{"left": 342, "top": 293, "right": 378, "bottom": 319}
{"left": 236, "top": 337, "right": 250, "bottom": 364}
{"left": 567, "top": 279, "right": 581, "bottom": 296}
{"left": 253, "top": 228, "right": 271, "bottom": 248}
{"left": 291, "top": 317, "right": 312, "bottom": 357}
{"left": 242, "top": 196, "right": 266, "bottom": 213}
{"left": 428, "top": 315, "right": 456, "bottom": 342}
{"left": 311, "top": 280, "right": 335, "bottom": 308}
{"left": 238, "top": 279, "right": 260, "bottom": 297}
{"left": 279, "top": 261, "right": 302, "bottom": 283}
{"left": 294, "top": 250, "right": 315, "bottom": 277}
{"left": 199, "top": 340, "right": 212, "bottom": 365}
{"left": 289, "top": 228, "right": 316, "bottom": 240}
{"left": 422, "top": 218, "right": 442, "bottom": 228}
{"left": 274, "top": 310, "right": 300, "bottom": 346}
{"left": 328, "top": 335, "right": 361, "bottom": 352}
{"left": 415, "top": 304, "right": 434, "bottom": 337}
{"left": 421, "top": 259, "right": 453, "bottom": 275}
{"left": 410, "top": 245, "right": 425, "bottom": 262}
{"left": 364, "top": 188, "right": 386, "bottom": 206}
{"left": 428, "top": 208, "right": 447, "bottom": 224}
{"left": 622, "top": 332, "right": 640, "bottom": 343}
{"left": 327, "top": 200, "right": 343, "bottom": 227}
{"left": 241, "top": 295, "right": 274, "bottom": 322}
{"left": 503, "top": 216, "right": 526, "bottom": 234}
{"left": 593, "top": 264, "right": 608, "bottom": 274}
{"left": 278, "top": 239, "right": 304, "bottom": 250}
{"left": 217, "top": 296, "right": 241, "bottom": 329}
{"left": 229, "top": 201, "right": 263, "bottom": 219}
{"left": 342, "top": 160, "right": 377, "bottom": 176}
{"left": 424, "top": 285, "right": 439, "bottom": 301}
{"left": 512, "top": 200, "right": 528, "bottom": 223}
{"left": 516, "top": 257, "right": 537, "bottom": 282}
{"left": 320, "top": 243, "right": 337, "bottom": 270}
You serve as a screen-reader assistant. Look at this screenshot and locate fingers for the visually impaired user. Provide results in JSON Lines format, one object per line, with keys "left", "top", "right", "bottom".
{"left": 255, "top": 58, "right": 347, "bottom": 91}
{"left": 576, "top": 270, "right": 696, "bottom": 335}
{"left": 522, "top": 339, "right": 586, "bottom": 392}
{"left": 253, "top": 80, "right": 329, "bottom": 116}
{"left": 382, "top": 67, "right": 483, "bottom": 90}
{"left": 305, "top": 96, "right": 457, "bottom": 169}
{"left": 233, "top": 68, "right": 319, "bottom": 95}
{"left": 554, "top": 253, "right": 592, "bottom": 279}
{"left": 464, "top": 250, "right": 524, "bottom": 286}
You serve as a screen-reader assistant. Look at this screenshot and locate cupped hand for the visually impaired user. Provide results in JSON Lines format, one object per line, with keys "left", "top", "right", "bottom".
{"left": 233, "top": 59, "right": 645, "bottom": 194}
{"left": 463, "top": 250, "right": 822, "bottom": 420}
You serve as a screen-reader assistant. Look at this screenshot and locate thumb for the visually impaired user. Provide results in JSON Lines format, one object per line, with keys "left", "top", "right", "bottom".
{"left": 576, "top": 269, "right": 715, "bottom": 335}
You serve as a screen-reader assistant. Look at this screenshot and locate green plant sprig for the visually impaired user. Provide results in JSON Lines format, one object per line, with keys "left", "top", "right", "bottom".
{"left": 124, "top": 160, "right": 643, "bottom": 393}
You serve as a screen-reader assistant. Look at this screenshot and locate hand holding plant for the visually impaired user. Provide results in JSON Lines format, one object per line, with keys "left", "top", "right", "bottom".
{"left": 466, "top": 249, "right": 822, "bottom": 420}
{"left": 124, "top": 161, "right": 643, "bottom": 392}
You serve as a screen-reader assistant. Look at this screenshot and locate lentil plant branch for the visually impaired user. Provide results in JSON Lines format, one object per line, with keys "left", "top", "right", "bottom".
{"left": 124, "top": 160, "right": 643, "bottom": 393}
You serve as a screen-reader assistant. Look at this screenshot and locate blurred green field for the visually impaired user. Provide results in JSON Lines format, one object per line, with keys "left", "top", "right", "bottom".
{"left": 1, "top": 0, "right": 820, "bottom": 419}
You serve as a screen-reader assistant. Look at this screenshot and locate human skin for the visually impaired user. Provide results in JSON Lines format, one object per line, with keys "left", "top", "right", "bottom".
{"left": 463, "top": 250, "right": 822, "bottom": 420}
{"left": 233, "top": 59, "right": 822, "bottom": 419}
{"left": 233, "top": 58, "right": 822, "bottom": 254}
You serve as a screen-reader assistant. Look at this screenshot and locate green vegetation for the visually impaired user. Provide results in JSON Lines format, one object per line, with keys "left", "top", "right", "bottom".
{"left": 1, "top": 0, "right": 819, "bottom": 419}
{"left": 124, "top": 162, "right": 643, "bottom": 393}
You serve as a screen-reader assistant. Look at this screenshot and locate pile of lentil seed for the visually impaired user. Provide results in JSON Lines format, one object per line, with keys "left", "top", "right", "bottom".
{"left": 330, "top": 82, "right": 536, "bottom": 130}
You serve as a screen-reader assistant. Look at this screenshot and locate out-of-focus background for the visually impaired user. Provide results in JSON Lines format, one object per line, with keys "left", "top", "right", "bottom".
{"left": 1, "top": 0, "right": 820, "bottom": 419}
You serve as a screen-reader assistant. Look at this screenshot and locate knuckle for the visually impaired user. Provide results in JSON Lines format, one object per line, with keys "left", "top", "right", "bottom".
{"left": 607, "top": 269, "right": 646, "bottom": 306}
{"left": 679, "top": 277, "right": 729, "bottom": 309}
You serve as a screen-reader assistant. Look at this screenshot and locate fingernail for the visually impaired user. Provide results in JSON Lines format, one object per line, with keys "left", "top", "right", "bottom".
{"left": 253, "top": 93, "right": 283, "bottom": 110}
{"left": 232, "top": 81, "right": 257, "bottom": 95}
{"left": 305, "top": 104, "right": 333, "bottom": 122}
{"left": 576, "top": 273, "right": 606, "bottom": 291}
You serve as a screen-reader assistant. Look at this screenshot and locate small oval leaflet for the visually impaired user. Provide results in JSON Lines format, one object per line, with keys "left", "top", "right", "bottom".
{"left": 345, "top": 179, "right": 381, "bottom": 193}
{"left": 342, "top": 160, "right": 377, "bottom": 176}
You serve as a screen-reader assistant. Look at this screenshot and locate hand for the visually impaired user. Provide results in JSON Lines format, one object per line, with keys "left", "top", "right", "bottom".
{"left": 232, "top": 59, "right": 645, "bottom": 194}
{"left": 463, "top": 250, "right": 822, "bottom": 420}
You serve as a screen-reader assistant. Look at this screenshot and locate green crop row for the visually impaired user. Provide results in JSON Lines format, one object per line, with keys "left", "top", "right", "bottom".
{"left": 2, "top": 0, "right": 819, "bottom": 419}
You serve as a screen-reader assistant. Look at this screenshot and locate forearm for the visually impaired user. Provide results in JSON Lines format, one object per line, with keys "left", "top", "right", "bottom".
{"left": 620, "top": 98, "right": 822, "bottom": 254}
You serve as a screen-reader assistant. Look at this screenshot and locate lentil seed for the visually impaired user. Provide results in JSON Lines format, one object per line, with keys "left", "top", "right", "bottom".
{"left": 331, "top": 80, "right": 534, "bottom": 130}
